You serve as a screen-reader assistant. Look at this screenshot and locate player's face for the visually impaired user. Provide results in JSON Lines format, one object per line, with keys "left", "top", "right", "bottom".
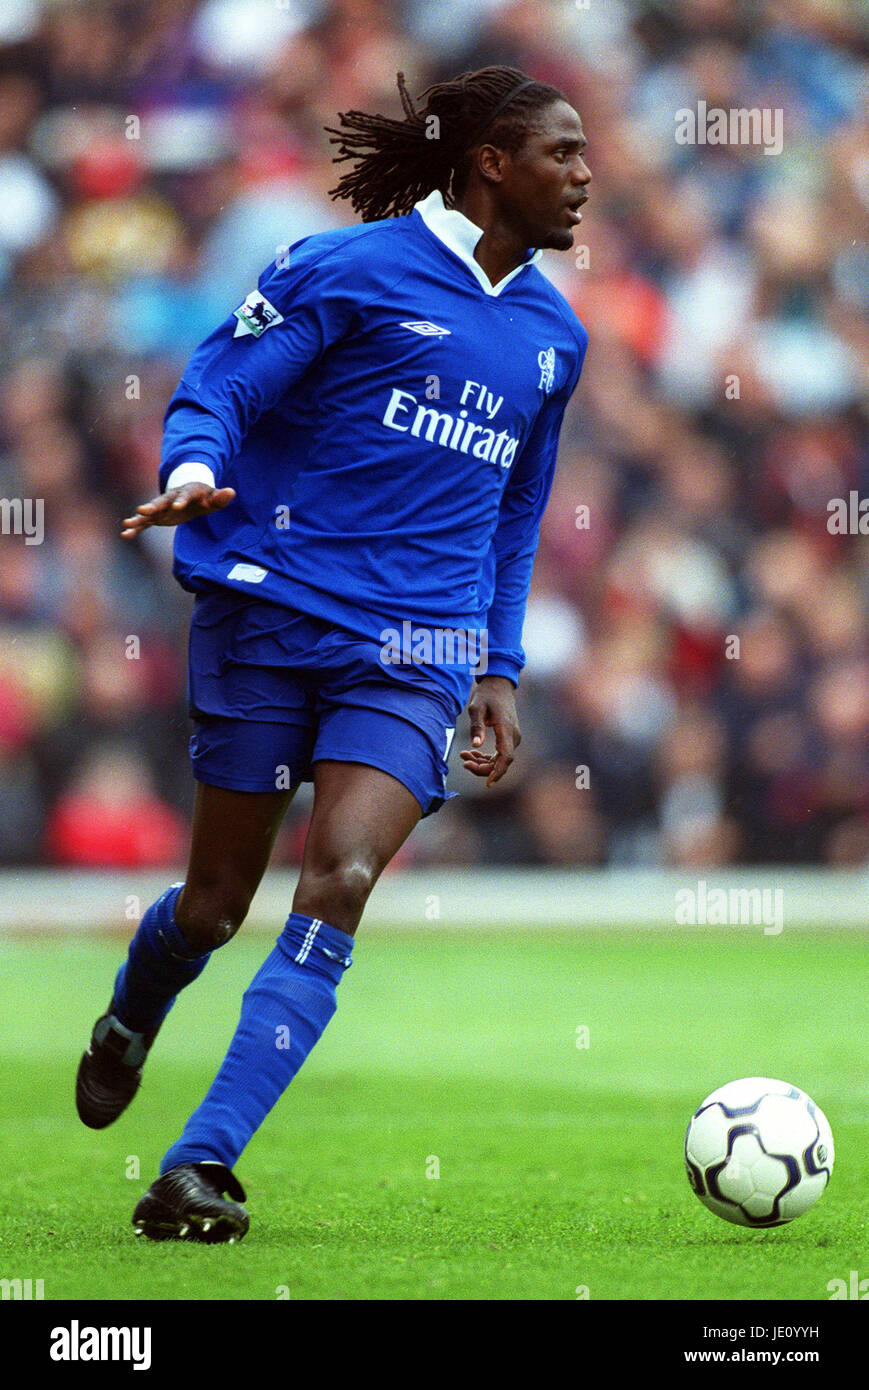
{"left": 501, "top": 101, "right": 590, "bottom": 251}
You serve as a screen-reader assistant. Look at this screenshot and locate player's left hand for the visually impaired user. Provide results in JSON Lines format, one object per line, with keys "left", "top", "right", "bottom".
{"left": 460, "top": 675, "right": 521, "bottom": 786}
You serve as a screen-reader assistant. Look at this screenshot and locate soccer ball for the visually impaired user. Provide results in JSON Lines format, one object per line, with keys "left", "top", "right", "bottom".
{"left": 684, "top": 1077, "right": 834, "bottom": 1227}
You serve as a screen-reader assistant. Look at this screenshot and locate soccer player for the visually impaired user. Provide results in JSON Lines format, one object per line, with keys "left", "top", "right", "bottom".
{"left": 76, "top": 65, "right": 590, "bottom": 1242}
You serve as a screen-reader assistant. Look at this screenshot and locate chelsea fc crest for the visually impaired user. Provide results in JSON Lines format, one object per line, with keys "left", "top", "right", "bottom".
{"left": 537, "top": 347, "right": 556, "bottom": 394}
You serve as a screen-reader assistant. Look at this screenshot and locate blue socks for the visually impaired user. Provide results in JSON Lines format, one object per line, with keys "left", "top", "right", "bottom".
{"left": 160, "top": 913, "right": 354, "bottom": 1173}
{"left": 111, "top": 898, "right": 354, "bottom": 1170}
{"left": 111, "top": 883, "right": 210, "bottom": 1036}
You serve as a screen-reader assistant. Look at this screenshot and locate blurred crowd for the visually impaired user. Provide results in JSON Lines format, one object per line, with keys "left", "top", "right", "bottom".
{"left": 0, "top": 0, "right": 866, "bottom": 870}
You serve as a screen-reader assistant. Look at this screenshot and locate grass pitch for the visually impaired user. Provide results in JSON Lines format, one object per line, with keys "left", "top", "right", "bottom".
{"left": 1, "top": 926, "right": 866, "bottom": 1301}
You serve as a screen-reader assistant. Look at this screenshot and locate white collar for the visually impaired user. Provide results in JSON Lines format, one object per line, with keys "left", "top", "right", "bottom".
{"left": 413, "top": 188, "right": 543, "bottom": 297}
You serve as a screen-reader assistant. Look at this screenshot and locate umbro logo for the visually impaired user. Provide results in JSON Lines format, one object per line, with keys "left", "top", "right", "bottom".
{"left": 399, "top": 320, "right": 452, "bottom": 337}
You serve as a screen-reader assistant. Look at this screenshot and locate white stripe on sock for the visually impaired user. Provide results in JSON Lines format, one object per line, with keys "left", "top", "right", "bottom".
{"left": 294, "top": 917, "right": 321, "bottom": 965}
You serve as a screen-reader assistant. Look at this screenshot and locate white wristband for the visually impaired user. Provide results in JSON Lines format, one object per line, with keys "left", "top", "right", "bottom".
{"left": 166, "top": 461, "right": 217, "bottom": 491}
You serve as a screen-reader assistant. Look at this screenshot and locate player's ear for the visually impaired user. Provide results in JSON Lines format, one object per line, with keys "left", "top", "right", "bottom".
{"left": 476, "top": 142, "right": 507, "bottom": 184}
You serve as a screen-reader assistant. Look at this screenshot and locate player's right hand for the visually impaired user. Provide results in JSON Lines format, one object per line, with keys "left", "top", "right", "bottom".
{"left": 121, "top": 482, "right": 236, "bottom": 538}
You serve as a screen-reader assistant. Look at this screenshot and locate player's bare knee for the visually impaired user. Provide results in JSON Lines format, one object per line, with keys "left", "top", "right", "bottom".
{"left": 175, "top": 885, "right": 249, "bottom": 953}
{"left": 295, "top": 858, "right": 377, "bottom": 927}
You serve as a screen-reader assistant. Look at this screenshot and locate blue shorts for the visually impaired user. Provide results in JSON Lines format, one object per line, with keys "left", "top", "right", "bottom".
{"left": 186, "top": 589, "right": 462, "bottom": 817}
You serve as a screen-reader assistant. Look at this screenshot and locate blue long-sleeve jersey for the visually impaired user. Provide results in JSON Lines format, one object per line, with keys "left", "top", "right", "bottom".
{"left": 160, "top": 195, "right": 588, "bottom": 706}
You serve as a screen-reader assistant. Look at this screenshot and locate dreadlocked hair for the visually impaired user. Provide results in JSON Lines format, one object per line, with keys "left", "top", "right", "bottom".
{"left": 324, "top": 65, "right": 567, "bottom": 222}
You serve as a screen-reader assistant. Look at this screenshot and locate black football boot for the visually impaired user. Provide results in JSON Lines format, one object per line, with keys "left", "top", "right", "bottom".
{"left": 132, "top": 1163, "right": 249, "bottom": 1243}
{"left": 75, "top": 1010, "right": 157, "bottom": 1129}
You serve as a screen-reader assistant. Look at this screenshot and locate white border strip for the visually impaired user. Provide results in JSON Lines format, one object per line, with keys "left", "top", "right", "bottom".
{"left": 0, "top": 869, "right": 865, "bottom": 933}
